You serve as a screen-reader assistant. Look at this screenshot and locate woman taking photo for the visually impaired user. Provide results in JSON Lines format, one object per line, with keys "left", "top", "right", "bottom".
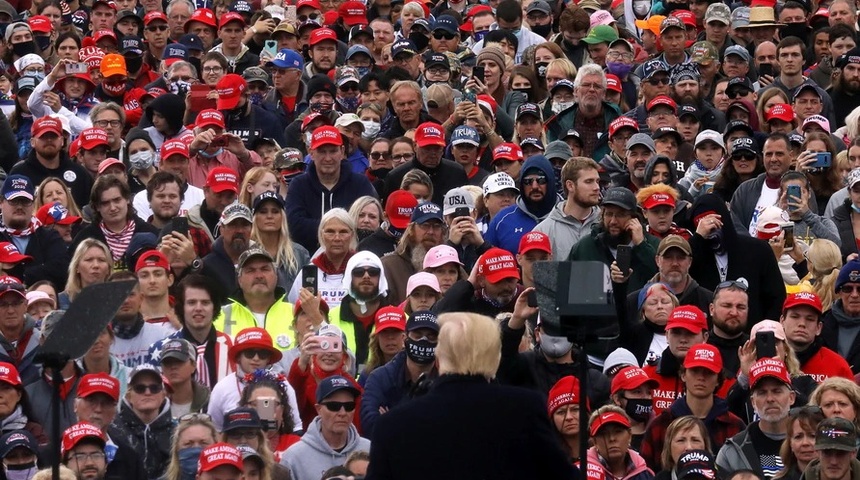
{"left": 774, "top": 406, "right": 824, "bottom": 480}
{"left": 58, "top": 239, "right": 111, "bottom": 310}
{"left": 796, "top": 132, "right": 841, "bottom": 215}
{"left": 587, "top": 406, "right": 654, "bottom": 480}
{"left": 238, "top": 370, "right": 303, "bottom": 458}
{"left": 547, "top": 376, "right": 587, "bottom": 464}
{"left": 250, "top": 192, "right": 309, "bottom": 292}
{"left": 221, "top": 407, "right": 291, "bottom": 480}
{"left": 164, "top": 414, "right": 218, "bottom": 480}
{"left": 653, "top": 416, "right": 712, "bottom": 480}
{"left": 467, "top": 46, "right": 524, "bottom": 119}
{"left": 29, "top": 59, "right": 98, "bottom": 136}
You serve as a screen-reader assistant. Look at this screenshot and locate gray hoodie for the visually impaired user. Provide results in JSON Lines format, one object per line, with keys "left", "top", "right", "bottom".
{"left": 533, "top": 202, "right": 600, "bottom": 259}
{"left": 281, "top": 417, "right": 371, "bottom": 480}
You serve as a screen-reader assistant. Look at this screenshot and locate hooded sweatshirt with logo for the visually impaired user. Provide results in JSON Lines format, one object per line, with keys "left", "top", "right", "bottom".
{"left": 281, "top": 416, "right": 371, "bottom": 480}
{"left": 485, "top": 155, "right": 557, "bottom": 255}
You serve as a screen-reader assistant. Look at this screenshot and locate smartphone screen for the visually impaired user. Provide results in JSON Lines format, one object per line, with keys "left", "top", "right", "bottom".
{"left": 756, "top": 331, "right": 777, "bottom": 359}
{"left": 301, "top": 265, "right": 318, "bottom": 295}
{"left": 172, "top": 217, "right": 189, "bottom": 237}
{"left": 264, "top": 40, "right": 278, "bottom": 58}
{"left": 472, "top": 66, "right": 485, "bottom": 84}
{"left": 759, "top": 63, "right": 773, "bottom": 77}
{"left": 615, "top": 245, "right": 632, "bottom": 274}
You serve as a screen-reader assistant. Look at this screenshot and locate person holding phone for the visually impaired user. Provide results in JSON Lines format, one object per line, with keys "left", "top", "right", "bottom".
{"left": 187, "top": 109, "right": 260, "bottom": 189}
{"left": 28, "top": 58, "right": 98, "bottom": 136}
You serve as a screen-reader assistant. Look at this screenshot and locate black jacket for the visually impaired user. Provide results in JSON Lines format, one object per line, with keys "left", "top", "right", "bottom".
{"left": 831, "top": 202, "right": 857, "bottom": 261}
{"left": 108, "top": 400, "right": 174, "bottom": 480}
{"left": 10, "top": 150, "right": 93, "bottom": 208}
{"left": 105, "top": 433, "right": 147, "bottom": 480}
{"left": 822, "top": 300, "right": 860, "bottom": 373}
{"left": 69, "top": 218, "right": 159, "bottom": 272}
{"left": 433, "top": 280, "right": 523, "bottom": 318}
{"left": 383, "top": 158, "right": 470, "bottom": 207}
{"left": 357, "top": 228, "right": 398, "bottom": 258}
{"left": 366, "top": 374, "right": 580, "bottom": 480}
{"left": 336, "top": 295, "right": 392, "bottom": 367}
{"left": 0, "top": 227, "right": 69, "bottom": 288}
{"left": 201, "top": 237, "right": 238, "bottom": 299}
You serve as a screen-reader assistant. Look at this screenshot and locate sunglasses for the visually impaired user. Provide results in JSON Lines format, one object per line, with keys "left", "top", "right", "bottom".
{"left": 145, "top": 25, "right": 168, "bottom": 31}
{"left": 352, "top": 266, "right": 381, "bottom": 277}
{"left": 339, "top": 84, "right": 359, "bottom": 92}
{"left": 297, "top": 13, "right": 320, "bottom": 22}
{"left": 646, "top": 77, "right": 670, "bottom": 85}
{"left": 132, "top": 383, "right": 164, "bottom": 394}
{"left": 370, "top": 152, "right": 391, "bottom": 160}
{"left": 241, "top": 348, "right": 273, "bottom": 360}
{"left": 432, "top": 31, "right": 456, "bottom": 40}
{"left": 727, "top": 89, "right": 751, "bottom": 99}
{"left": 732, "top": 153, "right": 756, "bottom": 161}
{"left": 840, "top": 285, "right": 860, "bottom": 294}
{"left": 523, "top": 176, "right": 548, "bottom": 185}
{"left": 716, "top": 279, "right": 749, "bottom": 293}
{"left": 320, "top": 401, "right": 356, "bottom": 412}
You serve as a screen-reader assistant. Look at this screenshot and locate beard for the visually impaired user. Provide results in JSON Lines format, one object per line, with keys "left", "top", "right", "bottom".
{"left": 843, "top": 78, "right": 860, "bottom": 94}
{"left": 605, "top": 229, "right": 632, "bottom": 248}
{"left": 410, "top": 244, "right": 428, "bottom": 271}
{"left": 5, "top": 217, "right": 28, "bottom": 230}
{"left": 229, "top": 234, "right": 248, "bottom": 252}
{"left": 714, "top": 317, "right": 745, "bottom": 336}
{"left": 352, "top": 282, "right": 380, "bottom": 302}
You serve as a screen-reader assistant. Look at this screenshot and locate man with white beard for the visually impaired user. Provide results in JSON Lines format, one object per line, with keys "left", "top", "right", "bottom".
{"left": 716, "top": 358, "right": 795, "bottom": 478}
{"left": 381, "top": 203, "right": 446, "bottom": 305}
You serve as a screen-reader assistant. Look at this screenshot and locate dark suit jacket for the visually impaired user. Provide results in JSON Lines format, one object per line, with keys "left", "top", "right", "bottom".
{"left": 366, "top": 374, "right": 580, "bottom": 480}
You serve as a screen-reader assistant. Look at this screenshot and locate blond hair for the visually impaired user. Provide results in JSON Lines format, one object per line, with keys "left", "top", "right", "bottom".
{"left": 809, "top": 377, "right": 860, "bottom": 430}
{"left": 165, "top": 417, "right": 218, "bottom": 480}
{"left": 806, "top": 239, "right": 842, "bottom": 308}
{"left": 239, "top": 167, "right": 280, "bottom": 208}
{"left": 436, "top": 312, "right": 501, "bottom": 378}
{"left": 64, "top": 239, "right": 112, "bottom": 301}
{"left": 636, "top": 183, "right": 680, "bottom": 206}
{"left": 35, "top": 177, "right": 83, "bottom": 217}
{"left": 660, "top": 416, "right": 712, "bottom": 470}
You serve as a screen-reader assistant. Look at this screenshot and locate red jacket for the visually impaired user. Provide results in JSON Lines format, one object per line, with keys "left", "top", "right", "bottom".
{"left": 800, "top": 346, "right": 853, "bottom": 382}
{"left": 287, "top": 357, "right": 363, "bottom": 434}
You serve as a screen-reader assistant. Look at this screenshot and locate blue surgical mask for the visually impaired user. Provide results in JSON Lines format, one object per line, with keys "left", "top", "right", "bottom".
{"left": 199, "top": 147, "right": 223, "bottom": 158}
{"left": 178, "top": 447, "right": 203, "bottom": 480}
{"left": 473, "top": 30, "right": 487, "bottom": 43}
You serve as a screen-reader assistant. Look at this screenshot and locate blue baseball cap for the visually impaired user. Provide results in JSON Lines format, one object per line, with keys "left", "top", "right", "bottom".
{"left": 223, "top": 407, "right": 262, "bottom": 432}
{"left": 163, "top": 43, "right": 188, "bottom": 66}
{"left": 345, "top": 44, "right": 373, "bottom": 62}
{"left": 179, "top": 33, "right": 203, "bottom": 52}
{"left": 451, "top": 125, "right": 480, "bottom": 147}
{"left": 410, "top": 202, "right": 443, "bottom": 224}
{"left": 392, "top": 38, "right": 417, "bottom": 58}
{"left": 267, "top": 48, "right": 303, "bottom": 70}
{"left": 641, "top": 59, "right": 669, "bottom": 79}
{"left": 119, "top": 35, "right": 144, "bottom": 55}
{"left": 0, "top": 431, "right": 38, "bottom": 459}
{"left": 230, "top": 0, "right": 252, "bottom": 12}
{"left": 1, "top": 175, "right": 34, "bottom": 201}
{"left": 433, "top": 15, "right": 459, "bottom": 34}
{"left": 316, "top": 375, "right": 361, "bottom": 403}
{"left": 406, "top": 310, "right": 439, "bottom": 332}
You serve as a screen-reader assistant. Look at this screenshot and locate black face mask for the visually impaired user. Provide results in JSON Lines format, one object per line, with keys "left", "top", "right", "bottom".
{"left": 12, "top": 41, "right": 37, "bottom": 57}
{"left": 405, "top": 337, "right": 436, "bottom": 364}
{"left": 125, "top": 55, "right": 143, "bottom": 74}
{"left": 535, "top": 61, "right": 549, "bottom": 79}
{"left": 35, "top": 35, "right": 51, "bottom": 52}
{"left": 409, "top": 31, "right": 430, "bottom": 52}
{"left": 781, "top": 22, "right": 809, "bottom": 43}
{"left": 623, "top": 398, "right": 653, "bottom": 423}
{"left": 531, "top": 23, "right": 552, "bottom": 38}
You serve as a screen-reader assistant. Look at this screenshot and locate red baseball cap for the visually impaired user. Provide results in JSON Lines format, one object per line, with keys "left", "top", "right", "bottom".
{"left": 339, "top": 1, "right": 367, "bottom": 26}
{"left": 589, "top": 411, "right": 631, "bottom": 436}
{"left": 518, "top": 231, "right": 551, "bottom": 255}
{"left": 605, "top": 73, "right": 622, "bottom": 93}
{"left": 492, "top": 143, "right": 524, "bottom": 163}
{"left": 36, "top": 202, "right": 81, "bottom": 226}
{"left": 477, "top": 247, "right": 521, "bottom": 283}
{"left": 77, "top": 373, "right": 120, "bottom": 401}
{"left": 610, "top": 366, "right": 658, "bottom": 395}
{"left": 385, "top": 189, "right": 418, "bottom": 230}
{"left": 198, "top": 443, "right": 243, "bottom": 474}
{"left": 647, "top": 95, "right": 677, "bottom": 112}
{"left": 547, "top": 376, "right": 583, "bottom": 415}
{"left": 414, "top": 122, "right": 446, "bottom": 148}
{"left": 78, "top": 127, "right": 109, "bottom": 151}
{"left": 28, "top": 15, "right": 53, "bottom": 33}
{"left": 642, "top": 192, "right": 676, "bottom": 210}
{"left": 671, "top": 9, "right": 696, "bottom": 27}
{"left": 228, "top": 327, "right": 282, "bottom": 363}
{"left": 666, "top": 305, "right": 708, "bottom": 333}
{"left": 97, "top": 158, "right": 126, "bottom": 175}
{"left": 293, "top": 297, "right": 330, "bottom": 317}
{"left": 216, "top": 74, "right": 247, "bottom": 111}
{"left": 135, "top": 250, "right": 170, "bottom": 273}
{"left": 196, "top": 109, "right": 226, "bottom": 129}
{"left": 309, "top": 27, "right": 338, "bottom": 46}
{"left": 608, "top": 116, "right": 639, "bottom": 138}
{"left": 160, "top": 140, "right": 189, "bottom": 161}
{"left": 92, "top": 29, "right": 117, "bottom": 43}
{"left": 61, "top": 423, "right": 106, "bottom": 456}
{"left": 310, "top": 125, "right": 343, "bottom": 150}
{"left": 31, "top": 116, "right": 63, "bottom": 138}
{"left": 296, "top": 0, "right": 321, "bottom": 10}
{"left": 0, "top": 362, "right": 20, "bottom": 387}
{"left": 206, "top": 166, "right": 239, "bottom": 193}
{"left": 219, "top": 12, "right": 246, "bottom": 28}
{"left": 143, "top": 11, "right": 168, "bottom": 25}
{"left": 765, "top": 104, "right": 794, "bottom": 123}
{"left": 783, "top": 291, "right": 823, "bottom": 315}
{"left": 749, "top": 358, "right": 792, "bottom": 390}
{"left": 0, "top": 243, "right": 32, "bottom": 264}
{"left": 185, "top": 8, "right": 217, "bottom": 30}
{"left": 375, "top": 306, "right": 406, "bottom": 333}
{"left": 683, "top": 343, "right": 723, "bottom": 373}
{"left": 301, "top": 112, "right": 332, "bottom": 133}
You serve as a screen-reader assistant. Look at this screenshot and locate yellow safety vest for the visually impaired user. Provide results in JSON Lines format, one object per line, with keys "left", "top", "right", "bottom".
{"left": 325, "top": 305, "right": 359, "bottom": 355}
{"left": 214, "top": 298, "right": 296, "bottom": 351}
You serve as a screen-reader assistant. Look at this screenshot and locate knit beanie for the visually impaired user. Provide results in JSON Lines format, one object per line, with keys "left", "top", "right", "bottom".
{"left": 476, "top": 46, "right": 506, "bottom": 71}
{"left": 125, "top": 128, "right": 157, "bottom": 151}
{"left": 306, "top": 74, "right": 336, "bottom": 99}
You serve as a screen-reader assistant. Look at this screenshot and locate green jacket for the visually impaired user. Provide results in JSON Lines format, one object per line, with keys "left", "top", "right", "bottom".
{"left": 567, "top": 225, "right": 660, "bottom": 292}
{"left": 545, "top": 101, "right": 619, "bottom": 161}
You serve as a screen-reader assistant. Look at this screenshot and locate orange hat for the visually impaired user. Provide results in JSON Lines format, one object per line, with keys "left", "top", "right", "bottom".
{"left": 100, "top": 53, "right": 127, "bottom": 77}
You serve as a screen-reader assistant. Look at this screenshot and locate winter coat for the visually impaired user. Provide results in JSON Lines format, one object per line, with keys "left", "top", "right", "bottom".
{"left": 799, "top": 458, "right": 860, "bottom": 480}
{"left": 201, "top": 238, "right": 239, "bottom": 299}
{"left": 642, "top": 348, "right": 735, "bottom": 417}
{"left": 261, "top": 81, "right": 308, "bottom": 134}
{"left": 357, "top": 228, "right": 398, "bottom": 259}
{"left": 142, "top": 94, "right": 195, "bottom": 151}
{"left": 0, "top": 318, "right": 41, "bottom": 386}
{"left": 10, "top": 149, "right": 92, "bottom": 208}
{"left": 544, "top": 101, "right": 619, "bottom": 161}
{"left": 222, "top": 102, "right": 287, "bottom": 150}
{"left": 678, "top": 160, "right": 723, "bottom": 198}
{"left": 285, "top": 160, "right": 378, "bottom": 252}
{"left": 365, "top": 374, "right": 579, "bottom": 480}
{"left": 25, "top": 372, "right": 80, "bottom": 441}
{"left": 0, "top": 109, "right": 19, "bottom": 173}
{"left": 380, "top": 248, "right": 415, "bottom": 306}
{"left": 725, "top": 373, "right": 817, "bottom": 425}
{"left": 211, "top": 44, "right": 260, "bottom": 75}
{"left": 281, "top": 417, "right": 370, "bottom": 480}
{"left": 822, "top": 300, "right": 860, "bottom": 374}
{"left": 587, "top": 446, "right": 654, "bottom": 480}
{"left": 568, "top": 224, "right": 660, "bottom": 292}
{"left": 69, "top": 218, "right": 160, "bottom": 272}
{"left": 104, "top": 432, "right": 147, "bottom": 480}
{"left": 382, "top": 157, "right": 469, "bottom": 207}
{"left": 830, "top": 201, "right": 858, "bottom": 261}
{"left": 109, "top": 400, "right": 175, "bottom": 480}
{"left": 715, "top": 422, "right": 769, "bottom": 473}
{"left": 485, "top": 155, "right": 558, "bottom": 255}
{"left": 533, "top": 202, "right": 601, "bottom": 259}
{"left": 0, "top": 225, "right": 69, "bottom": 289}
{"left": 731, "top": 173, "right": 820, "bottom": 237}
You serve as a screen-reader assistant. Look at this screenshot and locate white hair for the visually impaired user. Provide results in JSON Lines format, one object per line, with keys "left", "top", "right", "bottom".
{"left": 317, "top": 208, "right": 358, "bottom": 252}
{"left": 573, "top": 64, "right": 607, "bottom": 89}
{"left": 166, "top": 0, "right": 195, "bottom": 15}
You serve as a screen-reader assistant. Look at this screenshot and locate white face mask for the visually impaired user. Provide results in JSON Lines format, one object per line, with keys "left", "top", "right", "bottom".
{"left": 633, "top": 0, "right": 651, "bottom": 16}
{"left": 129, "top": 150, "right": 155, "bottom": 171}
{"left": 304, "top": 131, "right": 313, "bottom": 146}
{"left": 552, "top": 101, "right": 574, "bottom": 114}
{"left": 361, "top": 120, "right": 381, "bottom": 139}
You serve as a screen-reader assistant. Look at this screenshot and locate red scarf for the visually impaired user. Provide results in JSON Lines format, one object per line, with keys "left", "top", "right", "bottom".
{"left": 0, "top": 216, "right": 41, "bottom": 237}
{"left": 312, "top": 251, "right": 355, "bottom": 275}
{"left": 99, "top": 219, "right": 135, "bottom": 260}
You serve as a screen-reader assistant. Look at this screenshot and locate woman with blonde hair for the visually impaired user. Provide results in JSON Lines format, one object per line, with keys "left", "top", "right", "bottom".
{"left": 654, "top": 416, "right": 712, "bottom": 479}
{"left": 250, "top": 192, "right": 309, "bottom": 291}
{"left": 397, "top": 1, "right": 424, "bottom": 39}
{"left": 809, "top": 377, "right": 860, "bottom": 430}
{"left": 164, "top": 414, "right": 218, "bottom": 480}
{"left": 349, "top": 196, "right": 383, "bottom": 242}
{"left": 756, "top": 89, "right": 791, "bottom": 133}
{"left": 621, "top": 282, "right": 679, "bottom": 366}
{"left": 239, "top": 167, "right": 280, "bottom": 208}
{"left": 835, "top": 104, "right": 860, "bottom": 146}
{"left": 797, "top": 239, "right": 842, "bottom": 309}
{"left": 58, "top": 238, "right": 111, "bottom": 309}
{"left": 400, "top": 169, "right": 433, "bottom": 202}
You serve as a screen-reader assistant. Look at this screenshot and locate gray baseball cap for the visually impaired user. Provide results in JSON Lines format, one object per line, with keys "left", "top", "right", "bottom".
{"left": 626, "top": 133, "right": 656, "bottom": 153}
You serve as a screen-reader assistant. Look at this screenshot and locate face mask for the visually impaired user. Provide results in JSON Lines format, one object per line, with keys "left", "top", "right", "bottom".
{"left": 103, "top": 81, "right": 126, "bottom": 96}
{"left": 852, "top": 204, "right": 860, "bottom": 214}
{"left": 405, "top": 337, "right": 436, "bottom": 364}
{"left": 361, "top": 120, "right": 380, "bottom": 139}
{"left": 531, "top": 23, "right": 552, "bottom": 38}
{"left": 4, "top": 462, "right": 37, "bottom": 480}
{"left": 12, "top": 42, "right": 36, "bottom": 57}
{"left": 540, "top": 332, "right": 573, "bottom": 358}
{"left": 199, "top": 147, "right": 223, "bottom": 158}
{"left": 310, "top": 101, "right": 333, "bottom": 114}
{"left": 473, "top": 30, "right": 487, "bottom": 43}
{"left": 125, "top": 55, "right": 143, "bottom": 74}
{"left": 623, "top": 397, "right": 653, "bottom": 423}
{"left": 178, "top": 447, "right": 204, "bottom": 480}
{"left": 781, "top": 22, "right": 809, "bottom": 42}
{"left": 337, "top": 95, "right": 360, "bottom": 112}
{"left": 249, "top": 92, "right": 265, "bottom": 105}
{"left": 129, "top": 151, "right": 155, "bottom": 170}
{"left": 535, "top": 61, "right": 549, "bottom": 79}
{"left": 607, "top": 61, "right": 633, "bottom": 78}
{"left": 35, "top": 35, "right": 51, "bottom": 52}
{"left": 169, "top": 80, "right": 192, "bottom": 97}
{"left": 356, "top": 66, "right": 370, "bottom": 78}
{"left": 633, "top": 0, "right": 651, "bottom": 16}
{"left": 500, "top": 27, "right": 521, "bottom": 39}
{"left": 552, "top": 101, "right": 574, "bottom": 114}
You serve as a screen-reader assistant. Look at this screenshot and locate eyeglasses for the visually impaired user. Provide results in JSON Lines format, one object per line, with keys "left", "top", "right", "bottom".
{"left": 145, "top": 24, "right": 168, "bottom": 31}
{"left": 320, "top": 401, "right": 356, "bottom": 412}
{"left": 578, "top": 82, "right": 604, "bottom": 91}
{"left": 203, "top": 66, "right": 223, "bottom": 74}
{"left": 646, "top": 77, "right": 670, "bottom": 85}
{"left": 352, "top": 267, "right": 381, "bottom": 278}
{"left": 840, "top": 285, "right": 860, "bottom": 294}
{"left": 732, "top": 153, "right": 756, "bottom": 161}
{"left": 392, "top": 153, "right": 414, "bottom": 161}
{"left": 606, "top": 51, "right": 633, "bottom": 61}
{"left": 789, "top": 405, "right": 823, "bottom": 417}
{"left": 0, "top": 299, "right": 24, "bottom": 309}
{"left": 241, "top": 348, "right": 273, "bottom": 360}
{"left": 716, "top": 279, "right": 749, "bottom": 293}
{"left": 370, "top": 152, "right": 391, "bottom": 160}
{"left": 297, "top": 13, "right": 320, "bottom": 22}
{"left": 432, "top": 31, "right": 456, "bottom": 40}
{"left": 94, "top": 119, "right": 122, "bottom": 128}
{"left": 523, "top": 176, "right": 548, "bottom": 185}
{"left": 69, "top": 452, "right": 106, "bottom": 463}
{"left": 179, "top": 412, "right": 212, "bottom": 422}
{"left": 648, "top": 111, "right": 676, "bottom": 119}
{"left": 131, "top": 383, "right": 164, "bottom": 394}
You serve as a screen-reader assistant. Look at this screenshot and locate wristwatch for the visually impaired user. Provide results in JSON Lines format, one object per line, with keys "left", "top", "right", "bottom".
{"left": 190, "top": 257, "right": 203, "bottom": 272}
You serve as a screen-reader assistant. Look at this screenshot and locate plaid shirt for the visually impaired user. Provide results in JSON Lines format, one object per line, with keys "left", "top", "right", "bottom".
{"left": 639, "top": 395, "right": 746, "bottom": 472}
{"left": 189, "top": 225, "right": 213, "bottom": 258}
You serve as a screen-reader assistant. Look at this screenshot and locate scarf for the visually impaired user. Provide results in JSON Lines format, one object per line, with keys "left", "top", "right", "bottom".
{"left": 99, "top": 219, "right": 135, "bottom": 260}
{"left": 111, "top": 315, "right": 145, "bottom": 339}
{"left": 0, "top": 406, "right": 27, "bottom": 432}
{"left": 313, "top": 251, "right": 354, "bottom": 275}
{"left": 0, "top": 216, "right": 40, "bottom": 237}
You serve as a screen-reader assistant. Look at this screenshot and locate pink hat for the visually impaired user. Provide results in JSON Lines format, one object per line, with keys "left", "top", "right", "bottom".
{"left": 750, "top": 319, "right": 786, "bottom": 340}
{"left": 590, "top": 9, "right": 615, "bottom": 27}
{"left": 406, "top": 272, "right": 441, "bottom": 296}
{"left": 423, "top": 245, "right": 462, "bottom": 269}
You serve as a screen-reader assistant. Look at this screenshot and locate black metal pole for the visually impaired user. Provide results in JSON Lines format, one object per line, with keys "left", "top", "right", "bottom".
{"left": 51, "top": 365, "right": 63, "bottom": 480}
{"left": 578, "top": 335, "right": 588, "bottom": 475}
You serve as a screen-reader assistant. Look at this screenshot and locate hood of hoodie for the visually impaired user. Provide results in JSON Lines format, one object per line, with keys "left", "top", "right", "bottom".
{"left": 145, "top": 93, "right": 186, "bottom": 134}
{"left": 342, "top": 250, "right": 389, "bottom": 304}
{"left": 689, "top": 193, "right": 738, "bottom": 249}
{"left": 732, "top": 99, "right": 760, "bottom": 132}
{"left": 518, "top": 155, "right": 557, "bottom": 219}
{"left": 644, "top": 155, "right": 679, "bottom": 187}
{"left": 301, "top": 416, "right": 363, "bottom": 455}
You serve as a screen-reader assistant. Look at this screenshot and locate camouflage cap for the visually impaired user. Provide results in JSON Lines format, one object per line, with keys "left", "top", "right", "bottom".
{"left": 690, "top": 41, "right": 718, "bottom": 65}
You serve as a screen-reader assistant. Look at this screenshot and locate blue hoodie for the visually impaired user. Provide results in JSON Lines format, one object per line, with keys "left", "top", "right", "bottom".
{"left": 485, "top": 155, "right": 557, "bottom": 255}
